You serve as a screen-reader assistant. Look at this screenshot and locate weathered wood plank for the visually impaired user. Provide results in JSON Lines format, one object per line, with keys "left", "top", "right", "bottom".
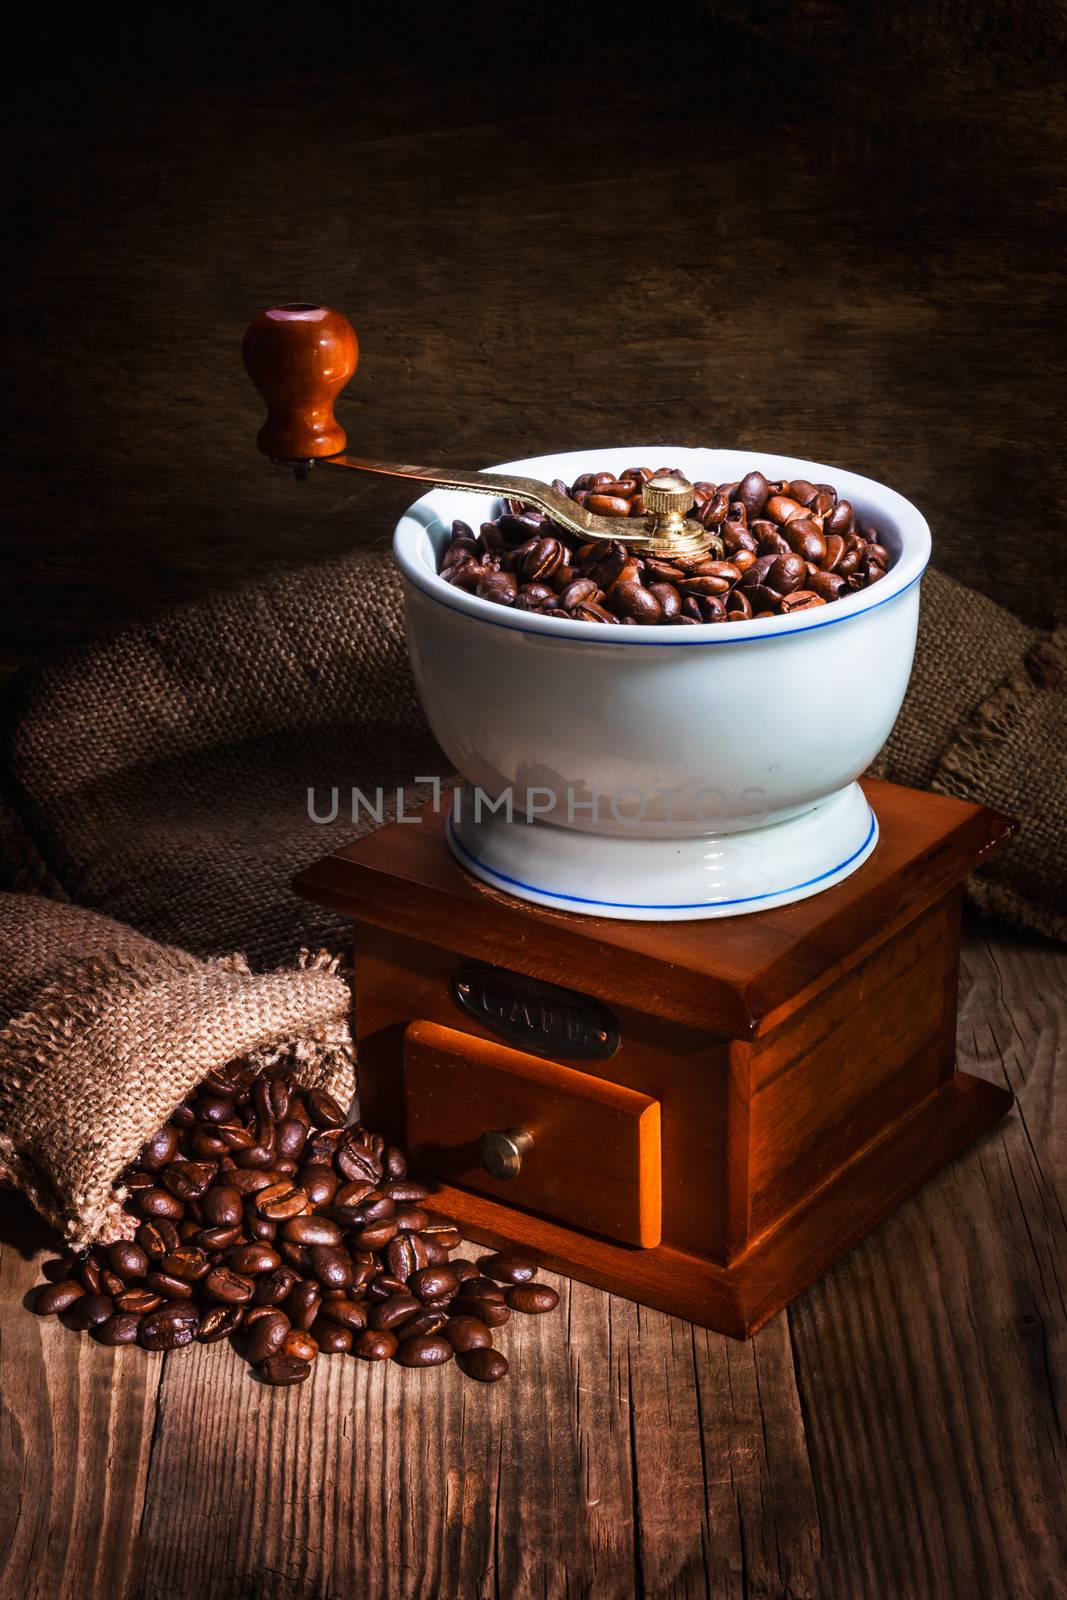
{"left": 1, "top": 925, "right": 1063, "bottom": 1600}
{"left": 3, "top": 7, "right": 1064, "bottom": 677}
{"left": 787, "top": 924, "right": 1067, "bottom": 1600}
{"left": 130, "top": 1269, "right": 642, "bottom": 1600}
{"left": 624, "top": 1301, "right": 820, "bottom": 1600}
{"left": 0, "top": 1194, "right": 161, "bottom": 1600}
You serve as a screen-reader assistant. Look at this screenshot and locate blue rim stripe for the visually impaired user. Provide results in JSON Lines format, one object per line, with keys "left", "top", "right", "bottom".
{"left": 405, "top": 564, "right": 926, "bottom": 646}
{"left": 446, "top": 807, "right": 878, "bottom": 910}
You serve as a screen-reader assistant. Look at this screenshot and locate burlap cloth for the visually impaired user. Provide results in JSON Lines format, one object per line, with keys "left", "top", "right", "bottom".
{"left": 0, "top": 550, "right": 1062, "bottom": 1243}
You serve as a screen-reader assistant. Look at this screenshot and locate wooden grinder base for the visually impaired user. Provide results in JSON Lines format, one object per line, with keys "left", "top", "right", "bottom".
{"left": 294, "top": 780, "right": 1015, "bottom": 1338}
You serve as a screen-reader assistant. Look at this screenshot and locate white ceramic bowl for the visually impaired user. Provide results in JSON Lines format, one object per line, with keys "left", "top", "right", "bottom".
{"left": 393, "top": 447, "right": 930, "bottom": 920}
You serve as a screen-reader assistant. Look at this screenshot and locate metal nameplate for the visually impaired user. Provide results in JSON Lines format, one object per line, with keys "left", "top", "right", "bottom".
{"left": 449, "top": 961, "right": 620, "bottom": 1061}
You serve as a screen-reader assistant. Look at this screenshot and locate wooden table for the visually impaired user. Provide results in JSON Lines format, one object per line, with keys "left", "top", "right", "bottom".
{"left": 2, "top": 920, "right": 1063, "bottom": 1600}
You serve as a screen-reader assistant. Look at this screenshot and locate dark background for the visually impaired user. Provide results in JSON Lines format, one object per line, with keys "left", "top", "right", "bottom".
{"left": 3, "top": 0, "right": 1064, "bottom": 672}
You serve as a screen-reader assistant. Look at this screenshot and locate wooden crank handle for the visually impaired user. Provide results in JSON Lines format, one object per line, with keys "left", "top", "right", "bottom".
{"left": 241, "top": 303, "right": 359, "bottom": 460}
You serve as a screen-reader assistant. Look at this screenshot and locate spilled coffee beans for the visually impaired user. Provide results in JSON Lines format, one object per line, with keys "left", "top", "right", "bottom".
{"left": 439, "top": 465, "right": 891, "bottom": 625}
{"left": 30, "top": 1061, "right": 555, "bottom": 1388}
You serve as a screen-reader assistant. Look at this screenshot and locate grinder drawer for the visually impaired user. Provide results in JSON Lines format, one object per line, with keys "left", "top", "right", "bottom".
{"left": 403, "top": 1020, "right": 662, "bottom": 1248}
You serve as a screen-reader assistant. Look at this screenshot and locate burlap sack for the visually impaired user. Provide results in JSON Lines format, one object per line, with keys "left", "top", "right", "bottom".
{"left": 870, "top": 578, "right": 1066, "bottom": 941}
{"left": 0, "top": 893, "right": 355, "bottom": 1247}
{"left": 0, "top": 547, "right": 1062, "bottom": 1243}
{"left": 0, "top": 550, "right": 1061, "bottom": 952}
{"left": 0, "top": 548, "right": 442, "bottom": 968}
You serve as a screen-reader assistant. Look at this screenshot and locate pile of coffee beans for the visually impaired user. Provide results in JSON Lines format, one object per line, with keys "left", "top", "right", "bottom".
{"left": 31, "top": 1061, "right": 558, "bottom": 1386}
{"left": 440, "top": 466, "right": 891, "bottom": 624}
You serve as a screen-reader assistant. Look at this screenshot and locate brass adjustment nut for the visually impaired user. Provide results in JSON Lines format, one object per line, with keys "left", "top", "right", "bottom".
{"left": 479, "top": 1126, "right": 534, "bottom": 1181}
{"left": 643, "top": 473, "right": 696, "bottom": 520}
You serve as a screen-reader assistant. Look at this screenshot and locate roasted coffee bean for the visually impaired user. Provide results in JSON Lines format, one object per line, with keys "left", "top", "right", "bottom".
{"left": 189, "top": 1128, "right": 229, "bottom": 1159}
{"left": 228, "top": 1243, "right": 282, "bottom": 1275}
{"left": 609, "top": 579, "right": 662, "bottom": 622}
{"left": 332, "top": 1179, "right": 374, "bottom": 1208}
{"left": 408, "top": 1266, "right": 459, "bottom": 1302}
{"left": 381, "top": 1180, "right": 430, "bottom": 1204}
{"left": 369, "top": 1294, "right": 422, "bottom": 1331}
{"left": 649, "top": 582, "right": 681, "bottom": 620}
{"left": 41, "top": 1254, "right": 81, "bottom": 1283}
{"left": 233, "top": 1140, "right": 279, "bottom": 1171}
{"left": 386, "top": 1233, "right": 429, "bottom": 1281}
{"left": 161, "top": 1247, "right": 210, "bottom": 1281}
{"left": 136, "top": 1219, "right": 176, "bottom": 1256}
{"left": 115, "top": 1288, "right": 163, "bottom": 1314}
{"left": 298, "top": 1164, "right": 340, "bottom": 1206}
{"left": 309, "top": 1245, "right": 352, "bottom": 1291}
{"left": 334, "top": 1140, "right": 382, "bottom": 1186}
{"left": 313, "top": 1319, "right": 353, "bottom": 1354}
{"left": 140, "top": 1123, "right": 180, "bottom": 1169}
{"left": 159, "top": 1160, "right": 216, "bottom": 1200}
{"left": 244, "top": 1309, "right": 290, "bottom": 1363}
{"left": 780, "top": 590, "right": 826, "bottom": 613}
{"left": 353, "top": 1329, "right": 398, "bottom": 1361}
{"left": 383, "top": 1147, "right": 408, "bottom": 1180}
{"left": 442, "top": 465, "right": 887, "bottom": 626}
{"left": 736, "top": 470, "right": 770, "bottom": 517}
{"left": 202, "top": 1186, "right": 243, "bottom": 1227}
{"left": 394, "top": 1335, "right": 453, "bottom": 1368}
{"left": 139, "top": 1308, "right": 197, "bottom": 1350}
{"left": 107, "top": 1241, "right": 149, "bottom": 1281}
{"left": 507, "top": 1283, "right": 560, "bottom": 1314}
{"left": 396, "top": 1309, "right": 448, "bottom": 1342}
{"left": 393, "top": 1205, "right": 430, "bottom": 1233}
{"left": 350, "top": 1219, "right": 399, "bottom": 1250}
{"left": 34, "top": 1279, "right": 86, "bottom": 1315}
{"left": 284, "top": 1280, "right": 322, "bottom": 1330}
{"left": 278, "top": 1329, "right": 318, "bottom": 1363}
{"left": 136, "top": 1186, "right": 184, "bottom": 1221}
{"left": 479, "top": 1251, "right": 538, "bottom": 1285}
{"left": 254, "top": 1266, "right": 298, "bottom": 1305}
{"left": 30, "top": 1063, "right": 559, "bottom": 1389}
{"left": 197, "top": 1305, "right": 245, "bottom": 1343}
{"left": 305, "top": 1088, "right": 345, "bottom": 1128}
{"left": 254, "top": 1077, "right": 290, "bottom": 1124}
{"left": 214, "top": 1124, "right": 255, "bottom": 1152}
{"left": 92, "top": 1313, "right": 143, "bottom": 1346}
{"left": 317, "top": 1297, "right": 368, "bottom": 1332}
{"left": 279, "top": 1209, "right": 342, "bottom": 1248}
{"left": 258, "top": 1355, "right": 311, "bottom": 1386}
{"left": 767, "top": 553, "right": 807, "bottom": 595}
{"left": 443, "top": 1316, "right": 493, "bottom": 1354}
{"left": 255, "top": 1181, "right": 309, "bottom": 1221}
{"left": 146, "top": 1270, "right": 195, "bottom": 1299}
{"left": 809, "top": 570, "right": 848, "bottom": 602}
{"left": 826, "top": 498, "right": 853, "bottom": 535}
{"left": 464, "top": 1277, "right": 506, "bottom": 1301}
{"left": 782, "top": 518, "right": 826, "bottom": 564}
{"left": 460, "top": 1348, "right": 509, "bottom": 1383}
{"left": 193, "top": 1094, "right": 237, "bottom": 1125}
{"left": 275, "top": 1118, "right": 309, "bottom": 1159}
{"left": 366, "top": 1272, "right": 408, "bottom": 1302}
{"left": 451, "top": 1294, "right": 511, "bottom": 1328}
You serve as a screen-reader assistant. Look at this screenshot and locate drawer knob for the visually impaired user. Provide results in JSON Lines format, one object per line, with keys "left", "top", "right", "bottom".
{"left": 479, "top": 1126, "right": 534, "bottom": 1181}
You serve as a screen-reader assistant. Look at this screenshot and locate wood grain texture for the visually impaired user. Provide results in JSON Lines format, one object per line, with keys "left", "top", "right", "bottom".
{"left": 403, "top": 1019, "right": 663, "bottom": 1247}
{"left": 1, "top": 920, "right": 1062, "bottom": 1599}
{"left": 295, "top": 780, "right": 1015, "bottom": 1037}
{"left": 2, "top": 3, "right": 1064, "bottom": 676}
